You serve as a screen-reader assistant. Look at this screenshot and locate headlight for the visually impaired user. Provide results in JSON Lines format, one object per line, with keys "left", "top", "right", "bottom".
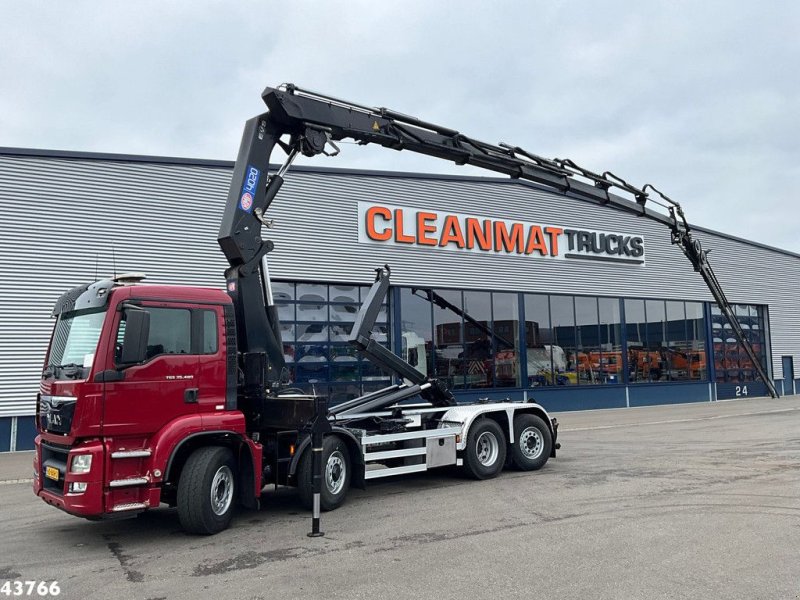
{"left": 69, "top": 482, "right": 88, "bottom": 494}
{"left": 70, "top": 454, "right": 92, "bottom": 474}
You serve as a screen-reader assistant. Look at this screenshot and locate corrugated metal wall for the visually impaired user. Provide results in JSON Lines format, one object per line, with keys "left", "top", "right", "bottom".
{"left": 1, "top": 151, "right": 799, "bottom": 417}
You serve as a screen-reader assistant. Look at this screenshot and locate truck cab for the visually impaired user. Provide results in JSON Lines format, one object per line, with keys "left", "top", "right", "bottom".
{"left": 34, "top": 276, "right": 253, "bottom": 523}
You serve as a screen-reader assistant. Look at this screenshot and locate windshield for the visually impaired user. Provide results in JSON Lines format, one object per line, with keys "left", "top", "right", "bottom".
{"left": 46, "top": 309, "right": 106, "bottom": 379}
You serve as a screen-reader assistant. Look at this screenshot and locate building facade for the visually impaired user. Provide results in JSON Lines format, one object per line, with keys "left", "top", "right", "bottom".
{"left": 1, "top": 147, "right": 799, "bottom": 452}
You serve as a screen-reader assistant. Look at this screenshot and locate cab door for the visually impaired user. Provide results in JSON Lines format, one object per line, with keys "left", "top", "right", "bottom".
{"left": 194, "top": 305, "right": 230, "bottom": 415}
{"left": 102, "top": 303, "right": 200, "bottom": 437}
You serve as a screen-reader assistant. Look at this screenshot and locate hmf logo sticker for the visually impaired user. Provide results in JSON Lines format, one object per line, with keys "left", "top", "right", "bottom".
{"left": 239, "top": 165, "right": 261, "bottom": 213}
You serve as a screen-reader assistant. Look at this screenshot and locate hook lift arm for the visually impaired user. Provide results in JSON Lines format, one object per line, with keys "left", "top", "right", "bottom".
{"left": 218, "top": 83, "right": 777, "bottom": 400}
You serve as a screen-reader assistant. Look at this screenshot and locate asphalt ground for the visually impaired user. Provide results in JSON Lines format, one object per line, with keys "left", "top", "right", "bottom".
{"left": 1, "top": 396, "right": 799, "bottom": 600}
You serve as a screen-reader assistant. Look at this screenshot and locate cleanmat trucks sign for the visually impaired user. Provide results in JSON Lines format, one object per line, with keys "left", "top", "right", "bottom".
{"left": 358, "top": 201, "right": 646, "bottom": 266}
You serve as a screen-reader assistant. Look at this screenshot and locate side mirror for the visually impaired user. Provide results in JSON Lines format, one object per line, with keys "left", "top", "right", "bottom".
{"left": 120, "top": 308, "right": 151, "bottom": 365}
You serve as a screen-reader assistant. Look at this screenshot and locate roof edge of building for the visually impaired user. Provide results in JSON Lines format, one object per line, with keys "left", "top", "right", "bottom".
{"left": 3, "top": 145, "right": 799, "bottom": 262}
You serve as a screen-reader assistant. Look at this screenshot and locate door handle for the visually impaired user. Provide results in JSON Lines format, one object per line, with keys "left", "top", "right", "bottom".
{"left": 184, "top": 388, "right": 199, "bottom": 404}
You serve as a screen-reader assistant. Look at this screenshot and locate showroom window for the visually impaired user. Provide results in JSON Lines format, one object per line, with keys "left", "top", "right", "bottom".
{"left": 273, "top": 281, "right": 391, "bottom": 405}
{"left": 711, "top": 303, "right": 768, "bottom": 383}
{"left": 598, "top": 297, "right": 623, "bottom": 384}
{"left": 626, "top": 299, "right": 708, "bottom": 382}
{"left": 523, "top": 294, "right": 553, "bottom": 387}
{"left": 400, "top": 287, "right": 522, "bottom": 390}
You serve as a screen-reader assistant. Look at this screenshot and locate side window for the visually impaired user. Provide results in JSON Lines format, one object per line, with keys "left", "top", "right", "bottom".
{"left": 115, "top": 305, "right": 219, "bottom": 364}
{"left": 200, "top": 309, "right": 218, "bottom": 354}
{"left": 146, "top": 307, "right": 191, "bottom": 358}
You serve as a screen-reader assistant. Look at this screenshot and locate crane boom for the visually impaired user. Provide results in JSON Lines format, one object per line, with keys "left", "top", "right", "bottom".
{"left": 218, "top": 83, "right": 777, "bottom": 400}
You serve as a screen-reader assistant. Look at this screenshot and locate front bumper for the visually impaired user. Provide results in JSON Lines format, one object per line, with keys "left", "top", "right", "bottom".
{"left": 34, "top": 436, "right": 105, "bottom": 518}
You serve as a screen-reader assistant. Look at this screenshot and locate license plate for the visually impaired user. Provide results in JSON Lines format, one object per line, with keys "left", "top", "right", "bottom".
{"left": 45, "top": 466, "right": 59, "bottom": 481}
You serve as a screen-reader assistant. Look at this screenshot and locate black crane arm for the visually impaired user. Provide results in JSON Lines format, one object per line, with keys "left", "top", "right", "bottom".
{"left": 218, "top": 83, "right": 777, "bottom": 399}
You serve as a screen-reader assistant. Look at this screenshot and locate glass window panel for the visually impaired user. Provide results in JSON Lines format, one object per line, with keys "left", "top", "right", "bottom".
{"left": 295, "top": 363, "right": 329, "bottom": 385}
{"left": 331, "top": 363, "right": 360, "bottom": 382}
{"left": 283, "top": 343, "right": 295, "bottom": 364}
{"left": 276, "top": 302, "right": 295, "bottom": 322}
{"left": 330, "top": 303, "right": 359, "bottom": 322}
{"left": 296, "top": 283, "right": 327, "bottom": 303}
{"left": 711, "top": 303, "right": 766, "bottom": 383}
{"left": 201, "top": 310, "right": 218, "bottom": 354}
{"left": 279, "top": 323, "right": 295, "bottom": 344}
{"left": 463, "top": 291, "right": 493, "bottom": 389}
{"left": 330, "top": 285, "right": 359, "bottom": 303}
{"left": 641, "top": 300, "right": 667, "bottom": 382}
{"left": 329, "top": 322, "right": 354, "bottom": 342}
{"left": 296, "top": 323, "right": 329, "bottom": 343}
{"left": 550, "top": 296, "right": 577, "bottom": 386}
{"left": 296, "top": 344, "right": 328, "bottom": 363}
{"left": 574, "top": 297, "right": 600, "bottom": 385}
{"left": 272, "top": 279, "right": 394, "bottom": 395}
{"left": 296, "top": 303, "right": 327, "bottom": 322}
{"left": 362, "top": 361, "right": 393, "bottom": 382}
{"left": 624, "top": 299, "right": 646, "bottom": 382}
{"left": 146, "top": 308, "right": 191, "bottom": 358}
{"left": 432, "top": 289, "right": 465, "bottom": 389}
{"left": 664, "top": 301, "right": 687, "bottom": 381}
{"left": 272, "top": 281, "right": 295, "bottom": 302}
{"left": 524, "top": 294, "right": 552, "bottom": 387}
{"left": 598, "top": 298, "right": 622, "bottom": 384}
{"left": 493, "top": 292, "right": 520, "bottom": 388}
{"left": 372, "top": 325, "right": 389, "bottom": 345}
{"left": 330, "top": 344, "right": 359, "bottom": 362}
{"left": 399, "top": 288, "right": 434, "bottom": 378}
{"left": 684, "top": 302, "right": 707, "bottom": 381}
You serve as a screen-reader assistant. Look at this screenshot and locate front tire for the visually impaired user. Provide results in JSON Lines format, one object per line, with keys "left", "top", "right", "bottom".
{"left": 177, "top": 446, "right": 236, "bottom": 535}
{"left": 462, "top": 419, "right": 507, "bottom": 480}
{"left": 298, "top": 435, "right": 351, "bottom": 511}
{"left": 511, "top": 414, "right": 552, "bottom": 471}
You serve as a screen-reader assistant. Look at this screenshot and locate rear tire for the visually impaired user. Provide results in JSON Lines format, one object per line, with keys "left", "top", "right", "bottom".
{"left": 298, "top": 435, "right": 351, "bottom": 511}
{"left": 177, "top": 446, "right": 236, "bottom": 535}
{"left": 511, "top": 414, "right": 552, "bottom": 471}
{"left": 462, "top": 419, "right": 507, "bottom": 480}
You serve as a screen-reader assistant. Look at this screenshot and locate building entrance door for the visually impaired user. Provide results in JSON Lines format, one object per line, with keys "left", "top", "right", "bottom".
{"left": 781, "top": 356, "right": 794, "bottom": 395}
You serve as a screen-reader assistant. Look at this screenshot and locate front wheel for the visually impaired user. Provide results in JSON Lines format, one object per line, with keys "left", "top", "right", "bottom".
{"left": 462, "top": 418, "right": 507, "bottom": 480}
{"left": 177, "top": 446, "right": 237, "bottom": 535}
{"left": 298, "top": 435, "right": 351, "bottom": 511}
{"left": 511, "top": 414, "right": 552, "bottom": 471}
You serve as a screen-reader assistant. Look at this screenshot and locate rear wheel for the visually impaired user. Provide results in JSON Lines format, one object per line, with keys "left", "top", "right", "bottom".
{"left": 177, "top": 446, "right": 237, "bottom": 535}
{"left": 298, "top": 435, "right": 351, "bottom": 511}
{"left": 511, "top": 414, "right": 552, "bottom": 471}
{"left": 462, "top": 419, "right": 507, "bottom": 480}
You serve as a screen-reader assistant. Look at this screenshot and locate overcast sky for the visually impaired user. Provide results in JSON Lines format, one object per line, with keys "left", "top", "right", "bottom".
{"left": 2, "top": 1, "right": 799, "bottom": 251}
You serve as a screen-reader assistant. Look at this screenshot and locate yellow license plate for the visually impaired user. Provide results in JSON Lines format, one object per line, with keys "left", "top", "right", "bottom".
{"left": 45, "top": 466, "right": 59, "bottom": 481}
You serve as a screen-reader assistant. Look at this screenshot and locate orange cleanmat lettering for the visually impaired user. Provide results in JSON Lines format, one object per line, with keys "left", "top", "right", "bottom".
{"left": 417, "top": 211, "right": 438, "bottom": 246}
{"left": 394, "top": 209, "right": 415, "bottom": 244}
{"left": 545, "top": 226, "right": 563, "bottom": 256}
{"left": 366, "top": 206, "right": 392, "bottom": 241}
{"left": 466, "top": 218, "right": 492, "bottom": 250}
{"left": 494, "top": 221, "right": 525, "bottom": 253}
{"left": 439, "top": 215, "right": 466, "bottom": 248}
{"left": 525, "top": 225, "right": 548, "bottom": 255}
